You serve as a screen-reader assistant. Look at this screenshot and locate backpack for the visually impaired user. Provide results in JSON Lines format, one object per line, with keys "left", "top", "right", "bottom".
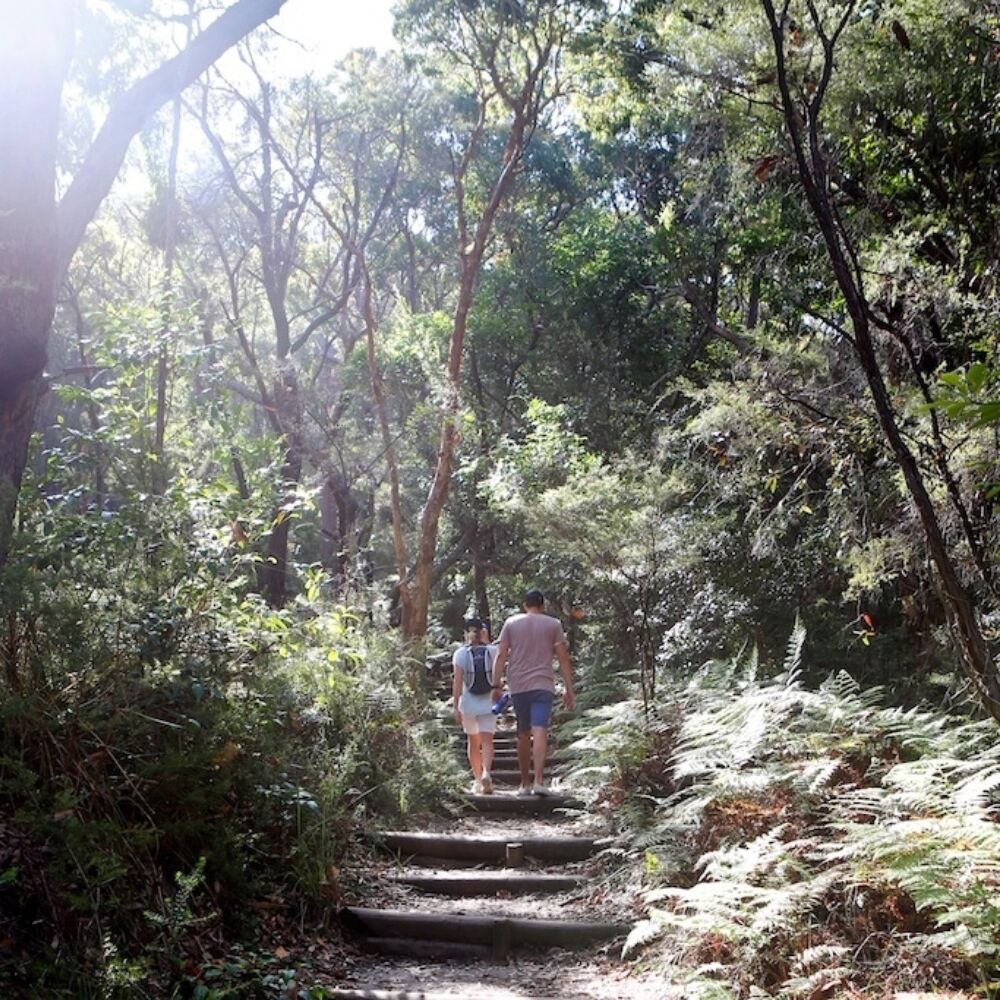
{"left": 462, "top": 645, "right": 493, "bottom": 695}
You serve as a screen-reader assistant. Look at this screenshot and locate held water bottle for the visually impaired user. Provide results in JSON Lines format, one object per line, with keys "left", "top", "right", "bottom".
{"left": 491, "top": 692, "right": 511, "bottom": 715}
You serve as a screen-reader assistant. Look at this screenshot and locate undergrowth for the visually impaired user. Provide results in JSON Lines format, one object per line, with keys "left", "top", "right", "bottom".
{"left": 571, "top": 625, "right": 1000, "bottom": 998}
{"left": 0, "top": 490, "right": 461, "bottom": 997}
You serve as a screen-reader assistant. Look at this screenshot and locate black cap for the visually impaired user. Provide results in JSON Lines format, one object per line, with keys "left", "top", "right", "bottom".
{"left": 464, "top": 617, "right": 484, "bottom": 629}
{"left": 523, "top": 589, "right": 545, "bottom": 608}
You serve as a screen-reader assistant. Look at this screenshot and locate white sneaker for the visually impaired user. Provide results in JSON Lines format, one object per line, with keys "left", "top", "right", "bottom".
{"left": 532, "top": 783, "right": 552, "bottom": 796}
{"left": 480, "top": 771, "right": 493, "bottom": 795}
{"left": 472, "top": 779, "right": 483, "bottom": 795}
{"left": 516, "top": 784, "right": 533, "bottom": 797}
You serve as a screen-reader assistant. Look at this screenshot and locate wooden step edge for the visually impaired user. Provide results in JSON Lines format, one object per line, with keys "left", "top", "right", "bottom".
{"left": 325, "top": 991, "right": 471, "bottom": 1000}
{"left": 505, "top": 915, "right": 627, "bottom": 946}
{"left": 380, "top": 832, "right": 604, "bottom": 862}
{"left": 462, "top": 793, "right": 583, "bottom": 814}
{"left": 488, "top": 770, "right": 568, "bottom": 783}
{"left": 357, "top": 935, "right": 492, "bottom": 961}
{"left": 396, "top": 854, "right": 487, "bottom": 869}
{"left": 343, "top": 907, "right": 627, "bottom": 951}
{"left": 325, "top": 990, "right": 474, "bottom": 1000}
{"left": 388, "top": 873, "right": 582, "bottom": 896}
{"left": 343, "top": 907, "right": 493, "bottom": 945}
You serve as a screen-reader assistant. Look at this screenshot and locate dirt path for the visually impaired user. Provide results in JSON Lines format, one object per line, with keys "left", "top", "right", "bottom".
{"left": 327, "top": 710, "right": 664, "bottom": 999}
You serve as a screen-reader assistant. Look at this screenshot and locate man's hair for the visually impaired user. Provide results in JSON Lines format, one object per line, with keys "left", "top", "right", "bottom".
{"left": 523, "top": 588, "right": 545, "bottom": 609}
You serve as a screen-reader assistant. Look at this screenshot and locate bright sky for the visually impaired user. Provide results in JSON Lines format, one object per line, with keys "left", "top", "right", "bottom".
{"left": 268, "top": 0, "right": 398, "bottom": 74}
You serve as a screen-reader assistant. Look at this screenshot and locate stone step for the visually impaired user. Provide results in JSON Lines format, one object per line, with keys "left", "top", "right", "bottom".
{"left": 380, "top": 831, "right": 604, "bottom": 863}
{"left": 388, "top": 871, "right": 582, "bottom": 896}
{"left": 343, "top": 907, "right": 626, "bottom": 957}
{"left": 463, "top": 792, "right": 582, "bottom": 815}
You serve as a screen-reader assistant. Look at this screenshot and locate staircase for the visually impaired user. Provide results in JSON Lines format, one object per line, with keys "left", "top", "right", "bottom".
{"left": 328, "top": 669, "right": 631, "bottom": 999}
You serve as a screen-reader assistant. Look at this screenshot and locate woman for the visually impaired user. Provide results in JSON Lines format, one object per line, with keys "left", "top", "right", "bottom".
{"left": 452, "top": 617, "right": 498, "bottom": 794}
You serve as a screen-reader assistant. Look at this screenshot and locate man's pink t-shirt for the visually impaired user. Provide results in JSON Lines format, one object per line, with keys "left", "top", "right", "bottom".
{"left": 498, "top": 612, "right": 566, "bottom": 694}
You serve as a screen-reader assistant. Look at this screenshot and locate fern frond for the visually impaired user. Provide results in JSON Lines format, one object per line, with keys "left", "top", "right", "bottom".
{"left": 781, "top": 614, "right": 806, "bottom": 684}
{"left": 622, "top": 913, "right": 668, "bottom": 958}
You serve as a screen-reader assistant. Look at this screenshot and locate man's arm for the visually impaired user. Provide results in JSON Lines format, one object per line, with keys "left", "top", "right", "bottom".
{"left": 492, "top": 639, "right": 509, "bottom": 693}
{"left": 555, "top": 642, "right": 575, "bottom": 710}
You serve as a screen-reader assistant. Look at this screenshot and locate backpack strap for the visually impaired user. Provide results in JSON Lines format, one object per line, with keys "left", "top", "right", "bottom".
{"left": 454, "top": 645, "right": 474, "bottom": 689}
{"left": 455, "top": 644, "right": 496, "bottom": 691}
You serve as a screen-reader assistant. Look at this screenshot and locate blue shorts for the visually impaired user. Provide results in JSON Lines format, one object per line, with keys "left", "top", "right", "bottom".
{"left": 512, "top": 690, "right": 554, "bottom": 732}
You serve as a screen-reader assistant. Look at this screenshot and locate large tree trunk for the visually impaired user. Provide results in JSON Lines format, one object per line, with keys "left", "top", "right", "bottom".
{"left": 0, "top": 0, "right": 286, "bottom": 567}
{"left": 0, "top": 4, "right": 72, "bottom": 565}
{"left": 408, "top": 253, "right": 480, "bottom": 637}
{"left": 407, "top": 108, "right": 530, "bottom": 638}
{"left": 260, "top": 364, "right": 304, "bottom": 609}
{"left": 359, "top": 256, "right": 416, "bottom": 631}
{"left": 762, "top": 0, "right": 1000, "bottom": 719}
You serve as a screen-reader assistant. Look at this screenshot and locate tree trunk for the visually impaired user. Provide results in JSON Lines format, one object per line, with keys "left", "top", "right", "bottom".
{"left": 360, "top": 255, "right": 415, "bottom": 631}
{"left": 762, "top": 0, "right": 1000, "bottom": 719}
{"left": 321, "top": 472, "right": 360, "bottom": 590}
{"left": 0, "top": 3, "right": 72, "bottom": 566}
{"left": 260, "top": 364, "right": 303, "bottom": 609}
{"left": 473, "top": 544, "right": 490, "bottom": 628}
{"left": 0, "top": 0, "right": 287, "bottom": 567}
{"left": 319, "top": 477, "right": 340, "bottom": 578}
{"left": 408, "top": 253, "right": 475, "bottom": 638}
{"left": 408, "top": 113, "right": 528, "bottom": 637}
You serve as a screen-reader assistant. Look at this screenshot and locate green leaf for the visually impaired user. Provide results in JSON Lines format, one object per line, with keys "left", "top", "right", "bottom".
{"left": 973, "top": 401, "right": 1000, "bottom": 425}
{"left": 967, "top": 362, "right": 990, "bottom": 393}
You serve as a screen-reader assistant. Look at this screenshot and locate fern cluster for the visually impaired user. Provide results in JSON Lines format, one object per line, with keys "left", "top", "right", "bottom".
{"left": 579, "top": 628, "right": 1000, "bottom": 997}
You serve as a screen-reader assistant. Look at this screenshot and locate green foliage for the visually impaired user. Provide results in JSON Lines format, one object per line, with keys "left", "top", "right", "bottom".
{"left": 589, "top": 634, "right": 1000, "bottom": 996}
{"left": 10, "top": 0, "right": 1000, "bottom": 991}
{"left": 0, "top": 481, "right": 459, "bottom": 992}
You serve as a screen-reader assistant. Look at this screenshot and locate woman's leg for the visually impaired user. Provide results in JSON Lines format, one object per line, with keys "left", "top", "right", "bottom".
{"left": 479, "top": 730, "right": 495, "bottom": 793}
{"left": 480, "top": 730, "right": 494, "bottom": 774}
{"left": 466, "top": 732, "right": 482, "bottom": 780}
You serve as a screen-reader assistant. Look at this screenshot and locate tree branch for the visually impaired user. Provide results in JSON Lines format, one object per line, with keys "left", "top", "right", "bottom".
{"left": 57, "top": 0, "right": 287, "bottom": 275}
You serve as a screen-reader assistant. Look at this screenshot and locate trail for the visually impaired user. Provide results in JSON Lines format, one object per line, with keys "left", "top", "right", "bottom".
{"left": 326, "top": 678, "right": 659, "bottom": 1000}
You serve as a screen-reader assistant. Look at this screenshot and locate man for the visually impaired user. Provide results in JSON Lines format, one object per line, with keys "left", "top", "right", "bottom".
{"left": 452, "top": 617, "right": 497, "bottom": 795}
{"left": 492, "top": 589, "right": 575, "bottom": 796}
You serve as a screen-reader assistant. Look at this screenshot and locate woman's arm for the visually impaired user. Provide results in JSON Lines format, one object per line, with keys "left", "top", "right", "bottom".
{"left": 452, "top": 663, "right": 464, "bottom": 724}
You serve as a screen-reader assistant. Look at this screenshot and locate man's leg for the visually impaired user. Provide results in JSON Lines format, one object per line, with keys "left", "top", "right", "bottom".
{"left": 517, "top": 730, "right": 532, "bottom": 789}
{"left": 531, "top": 725, "right": 548, "bottom": 787}
{"left": 511, "top": 692, "right": 534, "bottom": 792}
{"left": 530, "top": 692, "right": 555, "bottom": 793}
